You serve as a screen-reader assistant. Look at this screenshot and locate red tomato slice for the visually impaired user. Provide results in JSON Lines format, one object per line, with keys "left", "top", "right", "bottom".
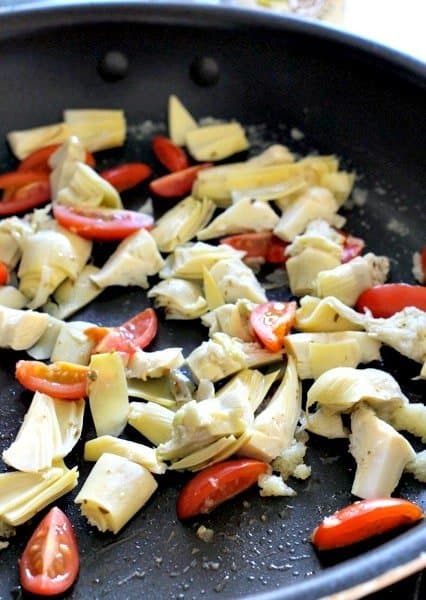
{"left": 355, "top": 283, "right": 426, "bottom": 317}
{"left": 250, "top": 301, "right": 297, "bottom": 352}
{"left": 86, "top": 307, "right": 158, "bottom": 354}
{"left": 341, "top": 233, "right": 365, "bottom": 263}
{"left": 149, "top": 163, "right": 212, "bottom": 198}
{"left": 177, "top": 459, "right": 270, "bottom": 520}
{"left": 18, "top": 144, "right": 96, "bottom": 173}
{"left": 15, "top": 360, "right": 89, "bottom": 400}
{"left": 100, "top": 162, "right": 152, "bottom": 192}
{"left": 0, "top": 170, "right": 49, "bottom": 189}
{"left": 311, "top": 498, "right": 423, "bottom": 550}
{"left": 152, "top": 136, "right": 190, "bottom": 172}
{"left": 421, "top": 246, "right": 426, "bottom": 281}
{"left": 52, "top": 204, "right": 154, "bottom": 241}
{"left": 220, "top": 231, "right": 289, "bottom": 264}
{"left": 20, "top": 506, "right": 79, "bottom": 596}
{"left": 0, "top": 181, "right": 51, "bottom": 215}
{"left": 0, "top": 261, "right": 9, "bottom": 286}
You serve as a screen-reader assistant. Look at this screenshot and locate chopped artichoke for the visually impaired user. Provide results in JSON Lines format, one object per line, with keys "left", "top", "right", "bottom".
{"left": 75, "top": 453, "right": 157, "bottom": 534}
{"left": 231, "top": 177, "right": 306, "bottom": 205}
{"left": 248, "top": 144, "right": 294, "bottom": 166}
{"left": 185, "top": 122, "right": 249, "bottom": 161}
{"left": 128, "top": 401, "right": 175, "bottom": 446}
{"left": 295, "top": 295, "right": 366, "bottom": 332}
{"left": 159, "top": 241, "right": 244, "bottom": 280}
{"left": 84, "top": 436, "right": 166, "bottom": 474}
{"left": 286, "top": 248, "right": 341, "bottom": 297}
{"left": 381, "top": 403, "right": 426, "bottom": 443}
{"left": 405, "top": 451, "right": 426, "bottom": 483}
{"left": 201, "top": 299, "right": 256, "bottom": 341}
{"left": 305, "top": 407, "right": 349, "bottom": 439}
{"left": 320, "top": 171, "right": 355, "bottom": 205}
{"left": 44, "top": 265, "right": 102, "bottom": 320}
{"left": 203, "top": 266, "right": 225, "bottom": 310}
{"left": 148, "top": 278, "right": 208, "bottom": 319}
{"left": 258, "top": 474, "right": 296, "bottom": 497}
{"left": 49, "top": 136, "right": 87, "bottom": 201}
{"left": 7, "top": 122, "right": 70, "bottom": 159}
{"left": 88, "top": 352, "right": 129, "bottom": 437}
{"left": 169, "top": 432, "right": 251, "bottom": 472}
{"left": 27, "top": 316, "right": 63, "bottom": 360}
{"left": 57, "top": 162, "right": 122, "bottom": 208}
{"left": 127, "top": 377, "right": 177, "bottom": 408}
{"left": 197, "top": 197, "right": 279, "bottom": 240}
{"left": 285, "top": 219, "right": 344, "bottom": 259}
{"left": 151, "top": 196, "right": 215, "bottom": 253}
{"left": 91, "top": 229, "right": 164, "bottom": 289}
{"left": 208, "top": 258, "right": 267, "bottom": 304}
{"left": 0, "top": 306, "right": 49, "bottom": 350}
{"left": 168, "top": 94, "right": 198, "bottom": 145}
{"left": 126, "top": 348, "right": 184, "bottom": 380}
{"left": 64, "top": 109, "right": 126, "bottom": 152}
{"left": 186, "top": 333, "right": 247, "bottom": 382}
{"left": 50, "top": 320, "right": 95, "bottom": 365}
{"left": 0, "top": 286, "right": 28, "bottom": 310}
{"left": 349, "top": 406, "right": 415, "bottom": 498}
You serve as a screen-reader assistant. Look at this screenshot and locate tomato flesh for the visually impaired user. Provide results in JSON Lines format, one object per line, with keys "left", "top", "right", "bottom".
{"left": 15, "top": 360, "right": 89, "bottom": 400}
{"left": 250, "top": 301, "right": 297, "bottom": 352}
{"left": 0, "top": 261, "right": 9, "bottom": 286}
{"left": 220, "top": 231, "right": 289, "bottom": 264}
{"left": 149, "top": 163, "right": 212, "bottom": 198}
{"left": 0, "top": 181, "right": 51, "bottom": 215}
{"left": 0, "top": 170, "right": 49, "bottom": 189}
{"left": 311, "top": 498, "right": 424, "bottom": 550}
{"left": 20, "top": 506, "right": 79, "bottom": 596}
{"left": 177, "top": 459, "right": 269, "bottom": 520}
{"left": 356, "top": 283, "right": 426, "bottom": 317}
{"left": 100, "top": 162, "right": 152, "bottom": 192}
{"left": 341, "top": 233, "right": 365, "bottom": 263}
{"left": 52, "top": 204, "right": 153, "bottom": 241}
{"left": 152, "top": 136, "right": 190, "bottom": 172}
{"left": 87, "top": 307, "right": 158, "bottom": 354}
{"left": 18, "top": 144, "right": 96, "bottom": 173}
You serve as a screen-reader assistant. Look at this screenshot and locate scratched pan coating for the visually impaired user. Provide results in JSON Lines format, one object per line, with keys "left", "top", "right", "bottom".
{"left": 0, "top": 3, "right": 425, "bottom": 599}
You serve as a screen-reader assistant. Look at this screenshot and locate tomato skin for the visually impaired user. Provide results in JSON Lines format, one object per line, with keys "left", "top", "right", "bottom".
{"left": 52, "top": 204, "right": 154, "bottom": 241}
{"left": 311, "top": 498, "right": 423, "bottom": 551}
{"left": 149, "top": 163, "right": 212, "bottom": 198}
{"left": 0, "top": 181, "right": 51, "bottom": 215}
{"left": 100, "top": 162, "right": 152, "bottom": 192}
{"left": 177, "top": 459, "right": 270, "bottom": 520}
{"left": 341, "top": 233, "right": 365, "bottom": 263}
{"left": 15, "top": 360, "right": 89, "bottom": 400}
{"left": 152, "top": 136, "right": 190, "bottom": 172}
{"left": 18, "top": 144, "right": 96, "bottom": 173}
{"left": 250, "top": 301, "right": 297, "bottom": 353}
{"left": 220, "top": 231, "right": 289, "bottom": 264}
{"left": 356, "top": 284, "right": 426, "bottom": 317}
{"left": 20, "top": 506, "right": 79, "bottom": 596}
{"left": 0, "top": 170, "right": 49, "bottom": 189}
{"left": 421, "top": 246, "right": 426, "bottom": 282}
{"left": 0, "top": 261, "right": 9, "bottom": 285}
{"left": 87, "top": 307, "right": 158, "bottom": 354}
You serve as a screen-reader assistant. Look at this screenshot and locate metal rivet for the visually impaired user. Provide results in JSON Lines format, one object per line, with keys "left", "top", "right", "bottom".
{"left": 190, "top": 57, "right": 220, "bottom": 87}
{"left": 98, "top": 50, "right": 129, "bottom": 82}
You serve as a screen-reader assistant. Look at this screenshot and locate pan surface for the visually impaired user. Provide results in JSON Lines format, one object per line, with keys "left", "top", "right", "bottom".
{"left": 0, "top": 2, "right": 425, "bottom": 599}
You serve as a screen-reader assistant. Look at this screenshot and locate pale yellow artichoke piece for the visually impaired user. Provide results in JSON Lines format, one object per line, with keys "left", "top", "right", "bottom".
{"left": 128, "top": 402, "right": 175, "bottom": 446}
{"left": 0, "top": 286, "right": 28, "bottom": 310}
{"left": 295, "top": 295, "right": 365, "bottom": 332}
{"left": 168, "top": 95, "right": 198, "bottom": 145}
{"left": 186, "top": 122, "right": 249, "bottom": 161}
{"left": 84, "top": 436, "right": 166, "bottom": 474}
{"left": 45, "top": 265, "right": 102, "bottom": 320}
{"left": 7, "top": 122, "right": 70, "bottom": 159}
{"left": 209, "top": 258, "right": 267, "bottom": 304}
{"left": 286, "top": 248, "right": 340, "bottom": 297}
{"left": 50, "top": 320, "right": 95, "bottom": 365}
{"left": 75, "top": 453, "right": 157, "bottom": 534}
{"left": 0, "top": 306, "right": 49, "bottom": 351}
{"left": 57, "top": 162, "right": 122, "bottom": 208}
{"left": 64, "top": 109, "right": 126, "bottom": 152}
{"left": 159, "top": 241, "right": 244, "bottom": 280}
{"left": 89, "top": 352, "right": 129, "bottom": 437}
{"left": 126, "top": 348, "right": 184, "bottom": 380}
{"left": 127, "top": 377, "right": 176, "bottom": 408}
{"left": 148, "top": 278, "right": 208, "bottom": 320}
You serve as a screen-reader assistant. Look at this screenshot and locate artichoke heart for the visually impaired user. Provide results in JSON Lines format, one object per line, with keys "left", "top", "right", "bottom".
{"left": 126, "top": 348, "right": 184, "bottom": 381}
{"left": 7, "top": 122, "right": 70, "bottom": 160}
{"left": 159, "top": 241, "right": 244, "bottom": 280}
{"left": 201, "top": 299, "right": 256, "bottom": 342}
{"left": 208, "top": 258, "right": 267, "bottom": 304}
{"left": 168, "top": 94, "right": 198, "bottom": 146}
{"left": 185, "top": 122, "right": 249, "bottom": 162}
{"left": 64, "top": 109, "right": 126, "bottom": 152}
{"left": 57, "top": 162, "right": 122, "bottom": 208}
{"left": 0, "top": 306, "right": 49, "bottom": 351}
{"left": 148, "top": 278, "right": 208, "bottom": 319}
{"left": 84, "top": 436, "right": 166, "bottom": 474}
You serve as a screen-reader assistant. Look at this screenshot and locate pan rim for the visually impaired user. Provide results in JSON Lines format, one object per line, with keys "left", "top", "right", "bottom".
{"left": 0, "top": 2, "right": 424, "bottom": 599}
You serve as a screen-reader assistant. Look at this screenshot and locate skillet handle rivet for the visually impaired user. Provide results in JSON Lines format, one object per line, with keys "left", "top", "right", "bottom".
{"left": 98, "top": 51, "right": 129, "bottom": 82}
{"left": 190, "top": 57, "right": 220, "bottom": 87}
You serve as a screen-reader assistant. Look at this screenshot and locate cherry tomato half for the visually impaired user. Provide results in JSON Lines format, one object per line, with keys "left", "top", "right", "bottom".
{"left": 250, "top": 301, "right": 297, "bottom": 353}
{"left": 18, "top": 143, "right": 96, "bottom": 173}
{"left": 0, "top": 170, "right": 49, "bottom": 189}
{"left": 177, "top": 459, "right": 270, "bottom": 520}
{"left": 19, "top": 506, "right": 79, "bottom": 596}
{"left": 15, "top": 360, "right": 90, "bottom": 400}
{"left": 355, "top": 283, "right": 426, "bottom": 317}
{"left": 311, "top": 498, "right": 424, "bottom": 550}
{"left": 149, "top": 163, "right": 212, "bottom": 198}
{"left": 0, "top": 261, "right": 9, "bottom": 286}
{"left": 0, "top": 181, "right": 51, "bottom": 215}
{"left": 152, "top": 136, "right": 190, "bottom": 172}
{"left": 52, "top": 204, "right": 154, "bottom": 241}
{"left": 420, "top": 246, "right": 426, "bottom": 283}
{"left": 220, "top": 231, "right": 289, "bottom": 264}
{"left": 86, "top": 307, "right": 158, "bottom": 354}
{"left": 100, "top": 162, "right": 152, "bottom": 192}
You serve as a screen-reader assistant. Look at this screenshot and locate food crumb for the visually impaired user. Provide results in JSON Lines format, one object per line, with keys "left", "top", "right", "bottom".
{"left": 290, "top": 127, "right": 305, "bottom": 141}
{"left": 196, "top": 525, "right": 214, "bottom": 543}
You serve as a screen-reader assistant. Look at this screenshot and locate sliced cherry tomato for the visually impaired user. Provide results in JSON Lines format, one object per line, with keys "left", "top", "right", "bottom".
{"left": 341, "top": 233, "right": 365, "bottom": 263}
{"left": 0, "top": 170, "right": 49, "bottom": 189}
{"left": 19, "top": 506, "right": 79, "bottom": 596}
{"left": 0, "top": 261, "right": 9, "bottom": 286}
{"left": 52, "top": 204, "right": 154, "bottom": 241}
{"left": 152, "top": 136, "right": 190, "bottom": 172}
{"left": 100, "top": 162, "right": 152, "bottom": 192}
{"left": 177, "top": 459, "right": 269, "bottom": 520}
{"left": 15, "top": 360, "right": 89, "bottom": 400}
{"left": 220, "top": 231, "right": 289, "bottom": 264}
{"left": 421, "top": 246, "right": 426, "bottom": 282}
{"left": 356, "top": 283, "right": 426, "bottom": 317}
{"left": 311, "top": 498, "right": 424, "bottom": 551}
{"left": 250, "top": 301, "right": 297, "bottom": 352}
{"left": 86, "top": 307, "right": 158, "bottom": 354}
{"left": 18, "top": 143, "right": 95, "bottom": 173}
{"left": 149, "top": 163, "right": 212, "bottom": 198}
{"left": 0, "top": 181, "right": 51, "bottom": 215}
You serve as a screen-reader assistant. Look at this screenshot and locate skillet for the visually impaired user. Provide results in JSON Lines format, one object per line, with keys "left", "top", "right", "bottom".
{"left": 0, "top": 2, "right": 425, "bottom": 598}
